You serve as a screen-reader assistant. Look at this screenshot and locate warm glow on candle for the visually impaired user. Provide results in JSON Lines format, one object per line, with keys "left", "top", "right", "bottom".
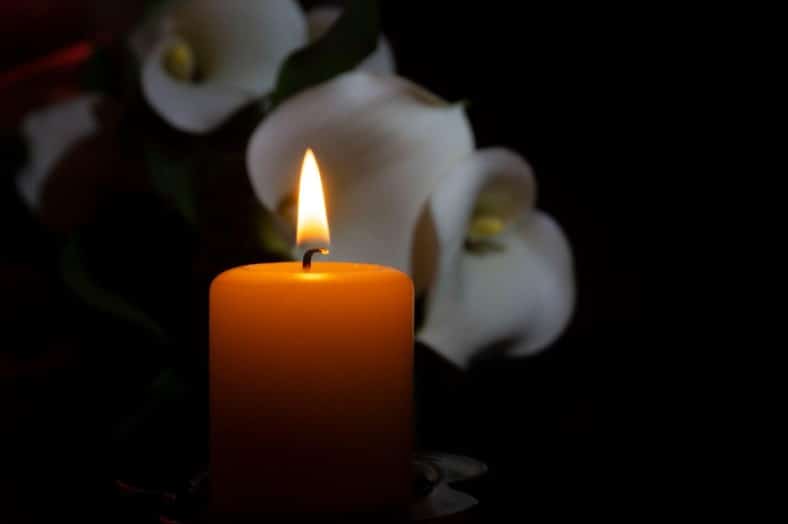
{"left": 296, "top": 148, "right": 331, "bottom": 247}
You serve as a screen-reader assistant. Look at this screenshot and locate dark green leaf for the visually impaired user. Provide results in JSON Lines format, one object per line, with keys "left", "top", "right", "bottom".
{"left": 145, "top": 145, "right": 197, "bottom": 225}
{"left": 143, "top": 0, "right": 172, "bottom": 19}
{"left": 113, "top": 368, "right": 189, "bottom": 442}
{"left": 415, "top": 293, "right": 428, "bottom": 332}
{"left": 148, "top": 368, "right": 189, "bottom": 399}
{"left": 258, "top": 209, "right": 293, "bottom": 259}
{"left": 270, "top": 0, "right": 381, "bottom": 106}
{"left": 0, "top": 131, "right": 28, "bottom": 179}
{"left": 60, "top": 235, "right": 168, "bottom": 343}
{"left": 81, "top": 46, "right": 121, "bottom": 95}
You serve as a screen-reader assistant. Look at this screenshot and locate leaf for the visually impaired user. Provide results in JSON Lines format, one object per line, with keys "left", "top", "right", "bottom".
{"left": 415, "top": 293, "right": 428, "bottom": 332}
{"left": 0, "top": 131, "right": 27, "bottom": 179}
{"left": 143, "top": 0, "right": 172, "bottom": 19}
{"left": 113, "top": 368, "right": 189, "bottom": 442}
{"left": 148, "top": 368, "right": 189, "bottom": 399}
{"left": 270, "top": 0, "right": 381, "bottom": 106}
{"left": 81, "top": 46, "right": 114, "bottom": 94}
{"left": 60, "top": 235, "right": 169, "bottom": 343}
{"left": 258, "top": 209, "right": 293, "bottom": 259}
{"left": 144, "top": 145, "right": 197, "bottom": 225}
{"left": 82, "top": 43, "right": 140, "bottom": 98}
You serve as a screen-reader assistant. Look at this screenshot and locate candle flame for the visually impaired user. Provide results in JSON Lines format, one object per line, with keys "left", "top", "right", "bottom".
{"left": 296, "top": 149, "right": 330, "bottom": 247}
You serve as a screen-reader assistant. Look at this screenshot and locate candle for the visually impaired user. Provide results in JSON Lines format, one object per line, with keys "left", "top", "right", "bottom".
{"left": 210, "top": 149, "right": 414, "bottom": 518}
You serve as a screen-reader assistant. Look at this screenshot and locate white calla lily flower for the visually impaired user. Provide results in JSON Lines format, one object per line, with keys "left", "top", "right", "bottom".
{"left": 418, "top": 149, "right": 575, "bottom": 367}
{"left": 137, "top": 0, "right": 308, "bottom": 134}
{"left": 247, "top": 71, "right": 475, "bottom": 278}
{"left": 306, "top": 6, "right": 395, "bottom": 74}
{"left": 15, "top": 95, "right": 102, "bottom": 211}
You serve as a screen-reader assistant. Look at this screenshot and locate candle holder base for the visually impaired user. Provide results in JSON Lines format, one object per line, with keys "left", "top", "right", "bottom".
{"left": 115, "top": 452, "right": 486, "bottom": 522}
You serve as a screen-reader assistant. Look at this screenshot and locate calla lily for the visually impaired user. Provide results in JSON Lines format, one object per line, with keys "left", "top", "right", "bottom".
{"left": 247, "top": 73, "right": 574, "bottom": 366}
{"left": 247, "top": 71, "right": 474, "bottom": 279}
{"left": 306, "top": 6, "right": 395, "bottom": 74}
{"left": 16, "top": 94, "right": 103, "bottom": 211}
{"left": 135, "top": 1, "right": 396, "bottom": 135}
{"left": 418, "top": 149, "right": 575, "bottom": 367}
{"left": 137, "top": 0, "right": 308, "bottom": 134}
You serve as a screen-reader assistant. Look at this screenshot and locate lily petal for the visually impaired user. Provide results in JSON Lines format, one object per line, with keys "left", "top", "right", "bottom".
{"left": 247, "top": 72, "right": 474, "bottom": 276}
{"left": 140, "top": 0, "right": 307, "bottom": 133}
{"left": 306, "top": 6, "right": 395, "bottom": 74}
{"left": 15, "top": 95, "right": 102, "bottom": 211}
{"left": 419, "top": 148, "right": 575, "bottom": 367}
{"left": 142, "top": 36, "right": 254, "bottom": 134}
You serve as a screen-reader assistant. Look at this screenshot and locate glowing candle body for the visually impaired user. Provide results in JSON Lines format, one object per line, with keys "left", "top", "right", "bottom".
{"left": 210, "top": 261, "right": 413, "bottom": 517}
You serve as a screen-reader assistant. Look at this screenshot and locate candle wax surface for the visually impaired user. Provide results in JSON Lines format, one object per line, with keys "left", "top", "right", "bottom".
{"left": 210, "top": 261, "right": 414, "bottom": 517}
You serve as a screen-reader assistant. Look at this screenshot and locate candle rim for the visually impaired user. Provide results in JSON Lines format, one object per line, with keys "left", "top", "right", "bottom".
{"left": 212, "top": 261, "right": 414, "bottom": 287}
{"left": 240, "top": 261, "right": 390, "bottom": 273}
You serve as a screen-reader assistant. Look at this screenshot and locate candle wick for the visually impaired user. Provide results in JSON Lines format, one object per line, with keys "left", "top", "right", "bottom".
{"left": 302, "top": 248, "right": 329, "bottom": 270}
